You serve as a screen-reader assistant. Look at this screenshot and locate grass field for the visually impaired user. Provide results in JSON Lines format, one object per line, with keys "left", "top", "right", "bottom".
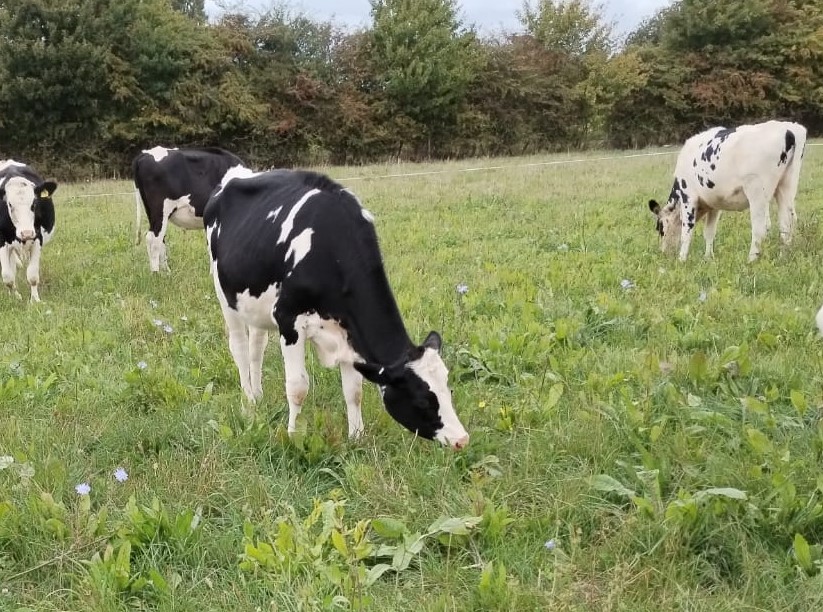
{"left": 2, "top": 145, "right": 823, "bottom": 611}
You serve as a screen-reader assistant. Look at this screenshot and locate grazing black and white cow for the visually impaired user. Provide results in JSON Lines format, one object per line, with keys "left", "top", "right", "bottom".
{"left": 132, "top": 146, "right": 245, "bottom": 272}
{"left": 0, "top": 160, "right": 57, "bottom": 302}
{"left": 203, "top": 168, "right": 470, "bottom": 448}
{"left": 648, "top": 120, "right": 807, "bottom": 262}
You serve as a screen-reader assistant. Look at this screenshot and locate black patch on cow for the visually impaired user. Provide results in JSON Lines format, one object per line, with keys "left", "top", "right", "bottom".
{"left": 0, "top": 164, "right": 57, "bottom": 246}
{"left": 680, "top": 178, "right": 687, "bottom": 189}
{"left": 715, "top": 127, "right": 736, "bottom": 142}
{"left": 686, "top": 208, "right": 696, "bottom": 230}
{"left": 779, "top": 129, "right": 796, "bottom": 165}
{"left": 710, "top": 164, "right": 715, "bottom": 171}
{"left": 706, "top": 179, "right": 715, "bottom": 189}
{"left": 133, "top": 147, "right": 245, "bottom": 237}
{"left": 693, "top": 159, "right": 697, "bottom": 167}
{"left": 698, "top": 175, "right": 704, "bottom": 187}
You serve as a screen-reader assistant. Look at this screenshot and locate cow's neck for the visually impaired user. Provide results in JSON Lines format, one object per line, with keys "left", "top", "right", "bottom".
{"left": 342, "top": 267, "right": 414, "bottom": 366}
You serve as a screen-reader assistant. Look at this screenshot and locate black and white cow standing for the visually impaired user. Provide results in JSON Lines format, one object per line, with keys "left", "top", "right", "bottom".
{"left": 133, "top": 146, "right": 245, "bottom": 272}
{"left": 203, "top": 167, "right": 470, "bottom": 448}
{"left": 648, "top": 120, "right": 807, "bottom": 262}
{"left": 0, "top": 160, "right": 57, "bottom": 302}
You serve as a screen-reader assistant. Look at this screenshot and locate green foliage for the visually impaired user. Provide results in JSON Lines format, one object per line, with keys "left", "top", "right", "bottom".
{"left": 369, "top": 0, "right": 476, "bottom": 154}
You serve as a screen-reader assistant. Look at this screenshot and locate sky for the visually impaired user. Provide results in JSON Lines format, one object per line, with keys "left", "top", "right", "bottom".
{"left": 205, "top": 0, "right": 673, "bottom": 37}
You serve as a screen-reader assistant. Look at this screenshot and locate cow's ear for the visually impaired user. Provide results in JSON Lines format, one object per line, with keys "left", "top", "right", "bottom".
{"left": 36, "top": 181, "right": 57, "bottom": 199}
{"left": 648, "top": 199, "right": 661, "bottom": 215}
{"left": 354, "top": 361, "right": 403, "bottom": 386}
{"left": 422, "top": 331, "right": 442, "bottom": 353}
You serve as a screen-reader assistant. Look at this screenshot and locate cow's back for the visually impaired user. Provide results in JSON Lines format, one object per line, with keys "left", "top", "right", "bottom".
{"left": 133, "top": 147, "right": 244, "bottom": 216}
{"left": 674, "top": 121, "right": 806, "bottom": 207}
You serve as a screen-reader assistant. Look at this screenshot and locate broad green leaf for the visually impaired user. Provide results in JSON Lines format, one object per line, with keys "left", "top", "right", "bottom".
{"left": 741, "top": 396, "right": 767, "bottom": 414}
{"left": 365, "top": 563, "right": 393, "bottom": 587}
{"left": 688, "top": 352, "right": 708, "bottom": 381}
{"left": 147, "top": 569, "right": 169, "bottom": 594}
{"left": 746, "top": 428, "right": 773, "bottom": 455}
{"left": 544, "top": 383, "right": 564, "bottom": 411}
{"left": 427, "top": 515, "right": 482, "bottom": 536}
{"left": 589, "top": 474, "right": 636, "bottom": 499}
{"left": 794, "top": 533, "right": 814, "bottom": 574}
{"left": 331, "top": 529, "right": 348, "bottom": 557}
{"left": 372, "top": 517, "right": 408, "bottom": 539}
{"left": 790, "top": 390, "right": 808, "bottom": 416}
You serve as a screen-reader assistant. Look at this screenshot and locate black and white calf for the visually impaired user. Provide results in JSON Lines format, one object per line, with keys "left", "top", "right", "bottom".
{"left": 0, "top": 160, "right": 57, "bottom": 302}
{"left": 133, "top": 146, "right": 245, "bottom": 272}
{"left": 203, "top": 168, "right": 470, "bottom": 448}
{"left": 649, "top": 120, "right": 807, "bottom": 262}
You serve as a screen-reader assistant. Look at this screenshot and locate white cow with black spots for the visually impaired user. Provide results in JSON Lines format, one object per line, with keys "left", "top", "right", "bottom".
{"left": 0, "top": 160, "right": 57, "bottom": 302}
{"left": 648, "top": 120, "right": 807, "bottom": 262}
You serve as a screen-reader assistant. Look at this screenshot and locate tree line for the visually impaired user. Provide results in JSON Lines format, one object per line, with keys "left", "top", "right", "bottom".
{"left": 0, "top": 0, "right": 821, "bottom": 178}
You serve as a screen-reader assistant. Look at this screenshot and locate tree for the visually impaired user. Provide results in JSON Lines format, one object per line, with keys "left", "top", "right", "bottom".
{"left": 518, "top": 0, "right": 613, "bottom": 56}
{"left": 369, "top": 0, "right": 477, "bottom": 156}
{"left": 170, "top": 0, "right": 206, "bottom": 22}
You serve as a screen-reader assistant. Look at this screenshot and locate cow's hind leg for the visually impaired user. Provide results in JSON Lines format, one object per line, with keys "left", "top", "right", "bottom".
{"left": 145, "top": 208, "right": 170, "bottom": 273}
{"left": 0, "top": 246, "right": 21, "bottom": 300}
{"left": 247, "top": 326, "right": 269, "bottom": 402}
{"left": 279, "top": 331, "right": 309, "bottom": 435}
{"left": 702, "top": 209, "right": 721, "bottom": 259}
{"left": 25, "top": 241, "right": 42, "bottom": 303}
{"left": 339, "top": 361, "right": 364, "bottom": 439}
{"left": 743, "top": 178, "right": 769, "bottom": 262}
{"left": 776, "top": 167, "right": 802, "bottom": 247}
{"left": 221, "top": 306, "right": 255, "bottom": 401}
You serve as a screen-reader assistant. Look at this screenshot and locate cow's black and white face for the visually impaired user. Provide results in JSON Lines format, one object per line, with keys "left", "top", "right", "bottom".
{"left": 0, "top": 177, "right": 57, "bottom": 243}
{"left": 648, "top": 199, "right": 680, "bottom": 253}
{"left": 355, "top": 332, "right": 469, "bottom": 449}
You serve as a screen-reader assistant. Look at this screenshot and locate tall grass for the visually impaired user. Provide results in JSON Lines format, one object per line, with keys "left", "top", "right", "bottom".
{"left": 1, "top": 145, "right": 823, "bottom": 610}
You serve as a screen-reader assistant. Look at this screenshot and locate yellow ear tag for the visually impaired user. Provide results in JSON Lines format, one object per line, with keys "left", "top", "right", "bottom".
{"left": 40, "top": 190, "right": 49, "bottom": 198}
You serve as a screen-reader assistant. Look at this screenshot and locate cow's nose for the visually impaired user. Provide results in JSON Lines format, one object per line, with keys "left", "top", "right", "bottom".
{"left": 452, "top": 434, "right": 469, "bottom": 450}
{"left": 19, "top": 230, "right": 35, "bottom": 242}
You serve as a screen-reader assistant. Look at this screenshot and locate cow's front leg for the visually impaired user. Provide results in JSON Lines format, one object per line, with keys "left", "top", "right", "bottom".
{"left": 247, "top": 326, "right": 269, "bottom": 402}
{"left": 678, "top": 201, "right": 697, "bottom": 261}
{"left": 25, "top": 241, "right": 42, "bottom": 303}
{"left": 280, "top": 331, "right": 309, "bottom": 435}
{"left": 340, "top": 361, "right": 364, "bottom": 439}
{"left": 0, "top": 246, "right": 21, "bottom": 300}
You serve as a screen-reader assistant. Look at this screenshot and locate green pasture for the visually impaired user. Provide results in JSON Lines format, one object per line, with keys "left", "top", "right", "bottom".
{"left": 2, "top": 145, "right": 823, "bottom": 610}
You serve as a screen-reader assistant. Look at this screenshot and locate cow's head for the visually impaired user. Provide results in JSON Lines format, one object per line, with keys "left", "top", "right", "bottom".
{"left": 648, "top": 199, "right": 680, "bottom": 254}
{"left": 355, "top": 331, "right": 469, "bottom": 449}
{"left": 0, "top": 177, "right": 57, "bottom": 243}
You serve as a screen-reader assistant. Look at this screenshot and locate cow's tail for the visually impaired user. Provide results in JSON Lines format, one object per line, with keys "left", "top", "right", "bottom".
{"left": 133, "top": 183, "right": 143, "bottom": 245}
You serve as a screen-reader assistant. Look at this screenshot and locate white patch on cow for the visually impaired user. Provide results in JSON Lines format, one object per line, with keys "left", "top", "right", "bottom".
{"left": 3, "top": 176, "right": 37, "bottom": 241}
{"left": 216, "top": 164, "right": 258, "bottom": 196}
{"left": 286, "top": 228, "right": 313, "bottom": 268}
{"left": 266, "top": 206, "right": 283, "bottom": 221}
{"left": 817, "top": 303, "right": 823, "bottom": 337}
{"left": 142, "top": 146, "right": 178, "bottom": 163}
{"left": 277, "top": 189, "right": 320, "bottom": 244}
{"left": 166, "top": 195, "right": 203, "bottom": 230}
{"left": 234, "top": 283, "right": 281, "bottom": 329}
{"left": 409, "top": 349, "right": 469, "bottom": 448}
{"left": 294, "top": 313, "right": 358, "bottom": 367}
{"left": 0, "top": 159, "right": 25, "bottom": 172}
